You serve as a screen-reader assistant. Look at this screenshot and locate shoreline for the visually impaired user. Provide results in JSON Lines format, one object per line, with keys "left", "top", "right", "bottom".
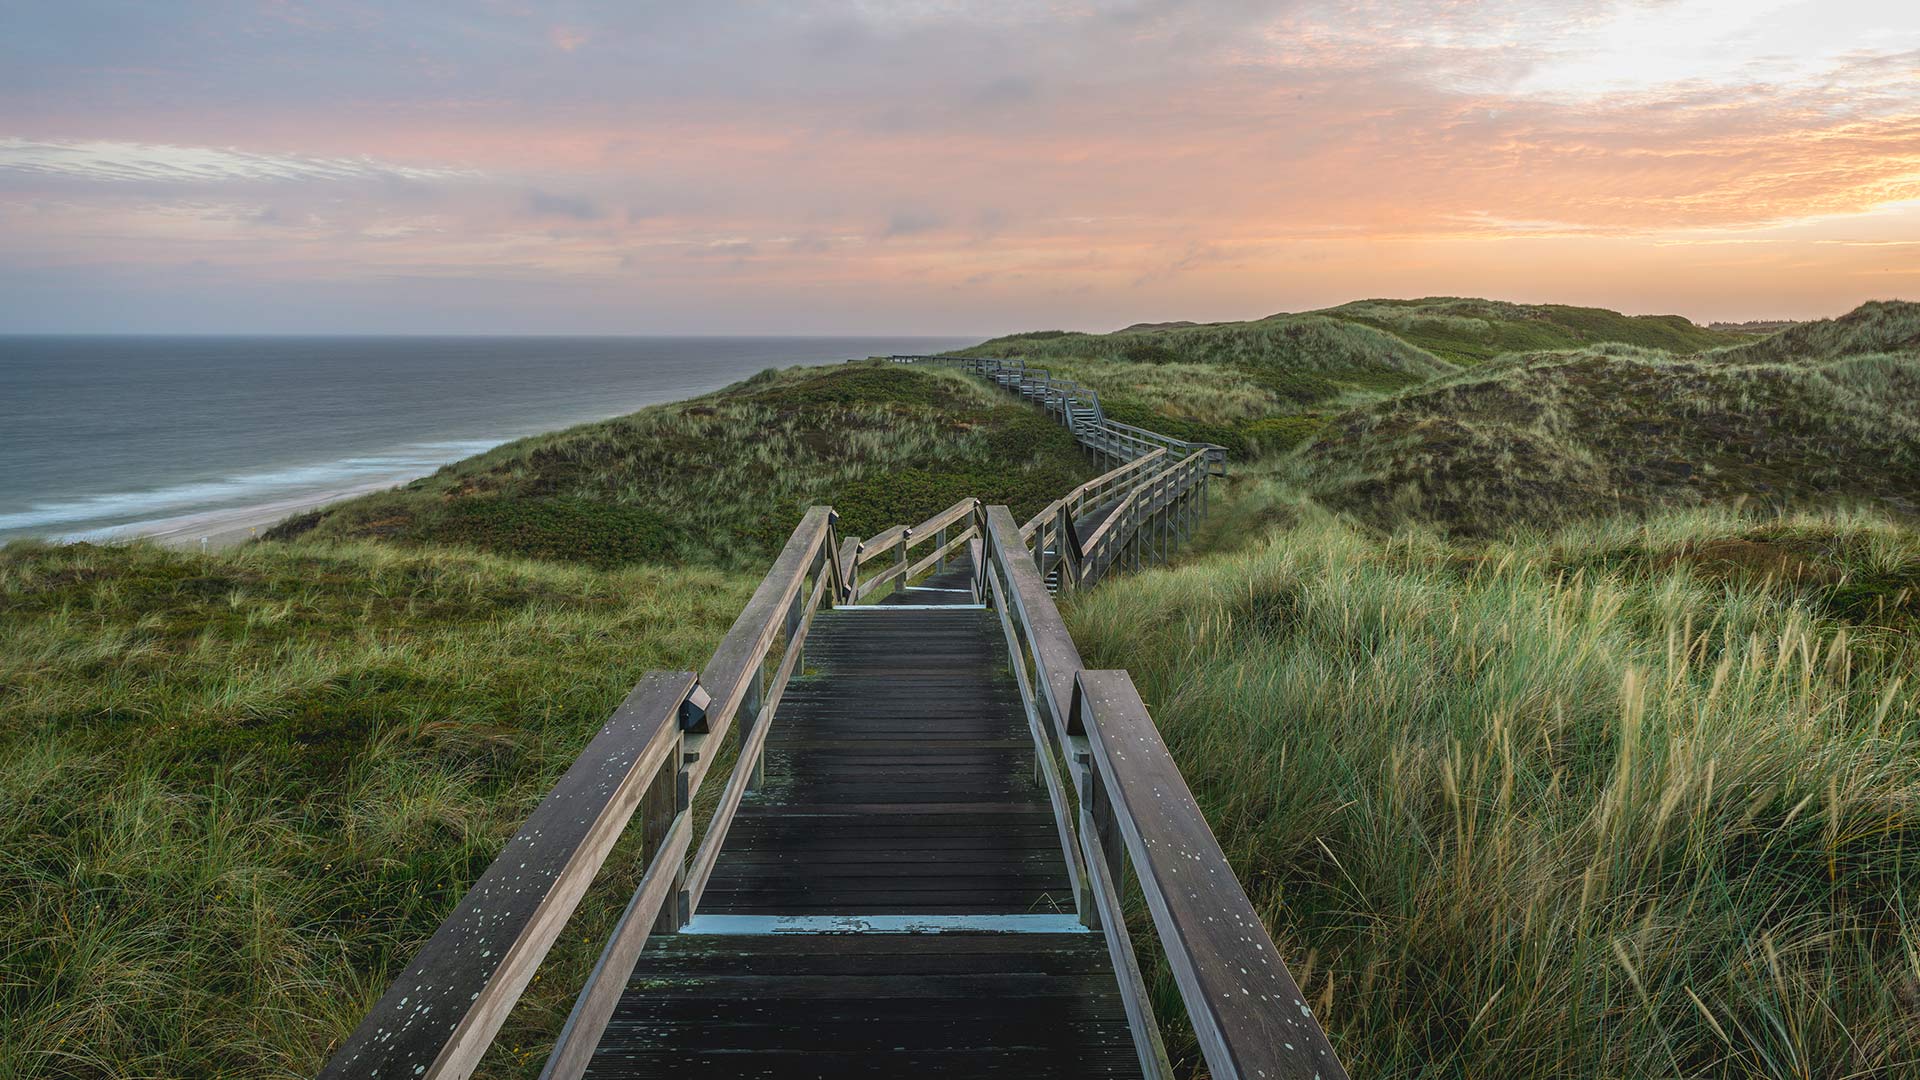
{"left": 58, "top": 477, "right": 410, "bottom": 551}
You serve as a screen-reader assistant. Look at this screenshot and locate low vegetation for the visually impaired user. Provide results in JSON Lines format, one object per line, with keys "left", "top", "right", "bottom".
{"left": 271, "top": 362, "right": 1096, "bottom": 567}
{"left": 1301, "top": 305, "right": 1920, "bottom": 535}
{"left": 958, "top": 314, "right": 1457, "bottom": 454}
{"left": 5, "top": 295, "right": 1917, "bottom": 1077}
{"left": 1069, "top": 489, "right": 1920, "bottom": 1075}
{"left": 1314, "top": 296, "right": 1748, "bottom": 366}
{"left": 0, "top": 539, "right": 755, "bottom": 1078}
{"left": 957, "top": 297, "right": 1747, "bottom": 457}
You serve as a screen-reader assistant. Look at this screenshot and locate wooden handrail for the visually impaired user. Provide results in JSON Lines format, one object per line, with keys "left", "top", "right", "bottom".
{"left": 979, "top": 506, "right": 1347, "bottom": 1080}
{"left": 1078, "top": 452, "right": 1207, "bottom": 579}
{"left": 321, "top": 509, "right": 844, "bottom": 1080}
{"left": 687, "top": 506, "right": 835, "bottom": 792}
{"left": 1020, "top": 449, "right": 1168, "bottom": 542}
{"left": 683, "top": 565, "right": 831, "bottom": 908}
{"left": 317, "top": 671, "right": 696, "bottom": 1080}
{"left": 910, "top": 496, "right": 982, "bottom": 538}
{"left": 851, "top": 522, "right": 911, "bottom": 566}
{"left": 1073, "top": 670, "right": 1345, "bottom": 1080}
{"left": 845, "top": 498, "right": 978, "bottom": 600}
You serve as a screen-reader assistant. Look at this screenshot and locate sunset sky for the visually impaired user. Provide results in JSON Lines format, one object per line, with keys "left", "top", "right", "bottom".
{"left": 4, "top": 1, "right": 1917, "bottom": 334}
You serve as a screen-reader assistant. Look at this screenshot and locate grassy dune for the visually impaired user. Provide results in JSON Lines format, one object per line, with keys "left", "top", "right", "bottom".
{"left": 957, "top": 297, "right": 1745, "bottom": 458}
{"left": 1302, "top": 306, "right": 1920, "bottom": 534}
{"left": 1069, "top": 488, "right": 1920, "bottom": 1075}
{"left": 958, "top": 315, "right": 1457, "bottom": 454}
{"left": 0, "top": 541, "right": 753, "bottom": 1077}
{"left": 1316, "top": 297, "right": 1748, "bottom": 366}
{"left": 275, "top": 361, "right": 1095, "bottom": 568}
{"left": 5, "top": 299, "right": 1917, "bottom": 1078}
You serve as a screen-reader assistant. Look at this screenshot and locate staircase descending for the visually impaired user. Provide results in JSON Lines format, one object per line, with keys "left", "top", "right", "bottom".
{"left": 317, "top": 357, "right": 1347, "bottom": 1080}
{"left": 584, "top": 605, "right": 1138, "bottom": 1077}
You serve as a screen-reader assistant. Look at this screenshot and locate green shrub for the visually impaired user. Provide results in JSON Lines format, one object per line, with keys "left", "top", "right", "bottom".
{"left": 1242, "top": 414, "right": 1327, "bottom": 454}
{"left": 745, "top": 363, "right": 955, "bottom": 408}
{"left": 415, "top": 498, "right": 674, "bottom": 567}
{"left": 1119, "top": 338, "right": 1180, "bottom": 365}
{"left": 1245, "top": 368, "right": 1343, "bottom": 405}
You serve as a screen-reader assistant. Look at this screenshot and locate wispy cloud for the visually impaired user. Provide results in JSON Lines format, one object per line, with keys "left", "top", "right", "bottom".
{"left": 525, "top": 189, "right": 603, "bottom": 220}
{"left": 1, "top": 1, "right": 1916, "bottom": 331}
{"left": 0, "top": 139, "right": 474, "bottom": 185}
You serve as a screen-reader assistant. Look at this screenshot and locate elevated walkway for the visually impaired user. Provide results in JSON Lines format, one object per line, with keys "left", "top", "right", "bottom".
{"left": 318, "top": 356, "right": 1346, "bottom": 1080}
{"left": 584, "top": 605, "right": 1137, "bottom": 1077}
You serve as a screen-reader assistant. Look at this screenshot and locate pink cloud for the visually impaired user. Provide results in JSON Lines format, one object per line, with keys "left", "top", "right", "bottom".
{"left": 4, "top": 2, "right": 1918, "bottom": 330}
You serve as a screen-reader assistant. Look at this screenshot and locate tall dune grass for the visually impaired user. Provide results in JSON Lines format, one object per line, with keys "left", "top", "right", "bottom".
{"left": 0, "top": 540, "right": 755, "bottom": 1078}
{"left": 1067, "top": 497, "right": 1920, "bottom": 1077}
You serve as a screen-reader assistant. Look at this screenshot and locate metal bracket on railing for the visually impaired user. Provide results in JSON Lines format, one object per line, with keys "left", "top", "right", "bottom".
{"left": 678, "top": 683, "right": 713, "bottom": 732}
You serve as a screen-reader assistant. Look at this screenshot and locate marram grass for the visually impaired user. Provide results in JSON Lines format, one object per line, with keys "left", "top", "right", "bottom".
{"left": 0, "top": 539, "right": 755, "bottom": 1079}
{"left": 1066, "top": 497, "right": 1920, "bottom": 1077}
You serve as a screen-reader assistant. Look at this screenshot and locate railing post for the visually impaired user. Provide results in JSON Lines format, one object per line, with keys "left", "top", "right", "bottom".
{"left": 1158, "top": 476, "right": 1167, "bottom": 560}
{"left": 894, "top": 529, "right": 910, "bottom": 594}
{"left": 742, "top": 660, "right": 767, "bottom": 791}
{"left": 935, "top": 525, "right": 949, "bottom": 571}
{"left": 648, "top": 732, "right": 691, "bottom": 932}
{"left": 1055, "top": 503, "right": 1074, "bottom": 591}
{"left": 1075, "top": 757, "right": 1111, "bottom": 931}
{"left": 1127, "top": 501, "right": 1141, "bottom": 573}
{"left": 1178, "top": 471, "right": 1191, "bottom": 547}
{"left": 1179, "top": 469, "right": 1192, "bottom": 545}
{"left": 1153, "top": 480, "right": 1164, "bottom": 565}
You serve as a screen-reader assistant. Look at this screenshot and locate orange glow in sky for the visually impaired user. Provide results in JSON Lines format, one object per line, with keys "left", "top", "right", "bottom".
{"left": 2, "top": 2, "right": 1916, "bottom": 333}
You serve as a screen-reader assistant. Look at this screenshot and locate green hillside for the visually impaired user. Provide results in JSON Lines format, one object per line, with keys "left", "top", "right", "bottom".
{"left": 5, "top": 295, "right": 1917, "bottom": 1078}
{"left": 272, "top": 362, "right": 1096, "bottom": 568}
{"left": 1299, "top": 303, "right": 1920, "bottom": 534}
{"left": 0, "top": 540, "right": 755, "bottom": 1077}
{"left": 1310, "top": 297, "right": 1749, "bottom": 366}
{"left": 1710, "top": 298, "right": 1920, "bottom": 364}
{"left": 957, "top": 297, "right": 1745, "bottom": 456}
{"left": 959, "top": 314, "right": 1457, "bottom": 454}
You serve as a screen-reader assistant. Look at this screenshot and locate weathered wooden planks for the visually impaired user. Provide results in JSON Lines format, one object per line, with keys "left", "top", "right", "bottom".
{"left": 581, "top": 603, "right": 1139, "bottom": 1078}
{"left": 697, "top": 607, "right": 1074, "bottom": 915}
{"left": 585, "top": 934, "right": 1141, "bottom": 1079}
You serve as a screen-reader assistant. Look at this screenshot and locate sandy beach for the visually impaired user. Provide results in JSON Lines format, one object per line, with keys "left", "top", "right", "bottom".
{"left": 68, "top": 478, "right": 404, "bottom": 551}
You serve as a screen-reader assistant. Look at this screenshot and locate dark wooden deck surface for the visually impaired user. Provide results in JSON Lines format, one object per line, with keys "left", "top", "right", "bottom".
{"left": 585, "top": 605, "right": 1141, "bottom": 1077}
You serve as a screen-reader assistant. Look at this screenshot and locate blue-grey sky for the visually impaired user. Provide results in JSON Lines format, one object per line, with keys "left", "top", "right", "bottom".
{"left": 4, "top": 1, "right": 1917, "bottom": 333}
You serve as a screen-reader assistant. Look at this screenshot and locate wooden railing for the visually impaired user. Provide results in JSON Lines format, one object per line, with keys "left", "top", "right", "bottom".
{"left": 319, "top": 359, "right": 1347, "bottom": 1080}
{"left": 838, "top": 496, "right": 981, "bottom": 602}
{"left": 317, "top": 508, "right": 845, "bottom": 1080}
{"left": 889, "top": 353, "right": 1229, "bottom": 476}
{"left": 978, "top": 504, "right": 1348, "bottom": 1080}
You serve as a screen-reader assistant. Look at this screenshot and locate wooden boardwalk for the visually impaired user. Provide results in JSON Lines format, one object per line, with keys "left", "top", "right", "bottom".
{"left": 317, "top": 355, "right": 1346, "bottom": 1080}
{"left": 584, "top": 606, "right": 1141, "bottom": 1077}
{"left": 696, "top": 607, "right": 1068, "bottom": 914}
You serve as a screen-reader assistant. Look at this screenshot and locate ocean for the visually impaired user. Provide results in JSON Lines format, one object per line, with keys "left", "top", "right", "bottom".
{"left": 0, "top": 335, "right": 976, "bottom": 544}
